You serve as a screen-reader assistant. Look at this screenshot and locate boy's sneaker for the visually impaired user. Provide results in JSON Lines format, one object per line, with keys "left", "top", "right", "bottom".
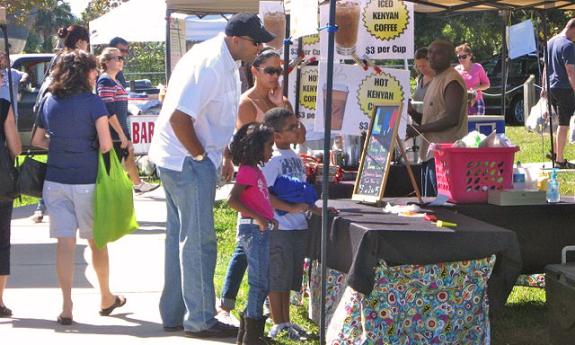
{"left": 134, "top": 181, "right": 160, "bottom": 194}
{"left": 268, "top": 323, "right": 288, "bottom": 338}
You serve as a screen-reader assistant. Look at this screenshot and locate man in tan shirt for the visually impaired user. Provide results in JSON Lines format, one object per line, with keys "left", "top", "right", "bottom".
{"left": 407, "top": 39, "right": 468, "bottom": 195}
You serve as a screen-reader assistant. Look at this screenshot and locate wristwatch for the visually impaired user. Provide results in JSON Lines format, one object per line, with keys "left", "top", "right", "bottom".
{"left": 192, "top": 152, "right": 206, "bottom": 161}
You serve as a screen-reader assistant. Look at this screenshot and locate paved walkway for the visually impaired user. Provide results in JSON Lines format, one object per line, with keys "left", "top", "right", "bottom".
{"left": 1, "top": 185, "right": 235, "bottom": 344}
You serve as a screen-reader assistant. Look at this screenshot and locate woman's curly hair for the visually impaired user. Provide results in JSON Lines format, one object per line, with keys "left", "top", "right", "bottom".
{"left": 229, "top": 122, "right": 274, "bottom": 166}
{"left": 49, "top": 50, "right": 97, "bottom": 98}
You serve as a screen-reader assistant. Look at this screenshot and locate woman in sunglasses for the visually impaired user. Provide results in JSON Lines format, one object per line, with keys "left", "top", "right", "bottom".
{"left": 236, "top": 48, "right": 293, "bottom": 128}
{"left": 97, "top": 48, "right": 157, "bottom": 193}
{"left": 454, "top": 43, "right": 490, "bottom": 115}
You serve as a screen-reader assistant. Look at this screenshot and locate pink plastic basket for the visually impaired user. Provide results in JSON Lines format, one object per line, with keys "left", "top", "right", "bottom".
{"left": 433, "top": 144, "right": 519, "bottom": 203}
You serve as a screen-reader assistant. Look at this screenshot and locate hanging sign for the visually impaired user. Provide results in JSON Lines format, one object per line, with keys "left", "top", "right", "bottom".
{"left": 319, "top": 0, "right": 414, "bottom": 60}
{"left": 260, "top": 1, "right": 286, "bottom": 51}
{"left": 314, "top": 62, "right": 410, "bottom": 136}
{"left": 290, "top": 0, "right": 319, "bottom": 39}
{"left": 289, "top": 34, "right": 321, "bottom": 61}
{"left": 508, "top": 20, "right": 537, "bottom": 59}
{"left": 288, "top": 65, "right": 320, "bottom": 138}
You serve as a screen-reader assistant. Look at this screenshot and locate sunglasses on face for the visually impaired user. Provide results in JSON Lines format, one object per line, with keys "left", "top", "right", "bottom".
{"left": 259, "top": 66, "right": 283, "bottom": 76}
{"left": 457, "top": 54, "right": 469, "bottom": 60}
{"left": 109, "top": 56, "right": 125, "bottom": 62}
{"left": 119, "top": 48, "right": 129, "bottom": 54}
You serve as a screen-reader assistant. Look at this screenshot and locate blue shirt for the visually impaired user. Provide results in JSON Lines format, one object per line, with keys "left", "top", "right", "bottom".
{"left": 547, "top": 34, "right": 575, "bottom": 89}
{"left": 40, "top": 92, "right": 109, "bottom": 184}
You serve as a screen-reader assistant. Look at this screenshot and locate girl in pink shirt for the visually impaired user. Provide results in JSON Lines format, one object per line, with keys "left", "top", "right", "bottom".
{"left": 227, "top": 122, "right": 276, "bottom": 345}
{"left": 455, "top": 43, "right": 491, "bottom": 115}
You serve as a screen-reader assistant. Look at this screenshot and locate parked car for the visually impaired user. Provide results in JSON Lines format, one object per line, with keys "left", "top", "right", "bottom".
{"left": 9, "top": 53, "right": 55, "bottom": 150}
{"left": 480, "top": 53, "right": 542, "bottom": 124}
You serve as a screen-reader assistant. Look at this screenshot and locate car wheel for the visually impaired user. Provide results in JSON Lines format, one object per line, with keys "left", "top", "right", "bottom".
{"left": 510, "top": 97, "right": 524, "bottom": 124}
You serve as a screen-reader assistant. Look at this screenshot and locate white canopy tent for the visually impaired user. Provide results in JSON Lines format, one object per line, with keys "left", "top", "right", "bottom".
{"left": 89, "top": 0, "right": 166, "bottom": 45}
{"left": 89, "top": 0, "right": 228, "bottom": 45}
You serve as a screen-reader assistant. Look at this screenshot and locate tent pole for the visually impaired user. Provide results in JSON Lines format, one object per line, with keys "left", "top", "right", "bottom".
{"left": 165, "top": 9, "right": 173, "bottom": 82}
{"left": 294, "top": 37, "right": 304, "bottom": 117}
{"left": 283, "top": 14, "right": 290, "bottom": 97}
{"left": 320, "top": 0, "right": 337, "bottom": 344}
{"left": 500, "top": 10, "right": 508, "bottom": 118}
{"left": 541, "top": 10, "right": 555, "bottom": 167}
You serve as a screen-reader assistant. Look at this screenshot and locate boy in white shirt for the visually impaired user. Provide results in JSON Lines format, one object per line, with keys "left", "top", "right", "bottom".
{"left": 262, "top": 107, "right": 317, "bottom": 339}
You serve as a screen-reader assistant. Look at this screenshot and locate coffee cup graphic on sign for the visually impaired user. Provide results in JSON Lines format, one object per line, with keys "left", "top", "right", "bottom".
{"left": 335, "top": 0, "right": 361, "bottom": 56}
{"left": 323, "top": 83, "right": 349, "bottom": 131}
{"left": 263, "top": 11, "right": 286, "bottom": 50}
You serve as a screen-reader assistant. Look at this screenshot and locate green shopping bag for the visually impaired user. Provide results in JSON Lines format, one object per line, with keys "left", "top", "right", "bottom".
{"left": 93, "top": 150, "right": 139, "bottom": 248}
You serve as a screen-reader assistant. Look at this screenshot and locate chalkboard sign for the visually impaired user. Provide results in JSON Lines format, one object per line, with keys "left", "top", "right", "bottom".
{"left": 352, "top": 104, "right": 402, "bottom": 203}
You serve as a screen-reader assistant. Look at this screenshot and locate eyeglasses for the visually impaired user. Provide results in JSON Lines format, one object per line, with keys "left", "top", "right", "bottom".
{"left": 457, "top": 54, "right": 469, "bottom": 60}
{"left": 109, "top": 56, "right": 125, "bottom": 62}
{"left": 119, "top": 48, "right": 129, "bottom": 54}
{"left": 259, "top": 66, "right": 283, "bottom": 76}
{"left": 240, "top": 36, "right": 261, "bottom": 47}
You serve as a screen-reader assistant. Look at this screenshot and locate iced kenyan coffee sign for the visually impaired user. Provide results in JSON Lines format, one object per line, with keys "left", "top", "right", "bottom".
{"left": 320, "top": 0, "right": 414, "bottom": 60}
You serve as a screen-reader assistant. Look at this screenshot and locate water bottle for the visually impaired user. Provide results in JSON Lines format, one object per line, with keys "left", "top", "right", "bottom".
{"left": 513, "top": 161, "right": 526, "bottom": 190}
{"left": 546, "top": 169, "right": 560, "bottom": 203}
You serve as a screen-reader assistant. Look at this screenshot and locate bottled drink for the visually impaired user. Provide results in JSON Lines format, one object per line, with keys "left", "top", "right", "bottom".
{"left": 546, "top": 169, "right": 560, "bottom": 203}
{"left": 513, "top": 161, "right": 526, "bottom": 190}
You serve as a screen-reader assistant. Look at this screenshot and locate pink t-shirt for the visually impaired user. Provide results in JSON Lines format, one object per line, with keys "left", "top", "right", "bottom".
{"left": 236, "top": 164, "right": 274, "bottom": 220}
{"left": 455, "top": 63, "right": 490, "bottom": 100}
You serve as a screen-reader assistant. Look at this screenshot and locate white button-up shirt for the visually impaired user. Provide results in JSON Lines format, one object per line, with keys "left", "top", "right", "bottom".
{"left": 149, "top": 33, "right": 241, "bottom": 171}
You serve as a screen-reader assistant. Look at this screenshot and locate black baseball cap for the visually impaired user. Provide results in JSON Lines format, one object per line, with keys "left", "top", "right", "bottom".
{"left": 225, "top": 13, "right": 275, "bottom": 44}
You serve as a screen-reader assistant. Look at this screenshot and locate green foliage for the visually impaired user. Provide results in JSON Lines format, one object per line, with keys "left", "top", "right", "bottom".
{"left": 415, "top": 10, "right": 574, "bottom": 63}
{"left": 24, "top": 0, "right": 75, "bottom": 53}
{"left": 80, "top": 0, "right": 128, "bottom": 24}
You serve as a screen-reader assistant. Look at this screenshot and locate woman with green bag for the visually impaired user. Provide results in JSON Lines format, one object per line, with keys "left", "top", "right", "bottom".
{"left": 31, "top": 50, "right": 126, "bottom": 325}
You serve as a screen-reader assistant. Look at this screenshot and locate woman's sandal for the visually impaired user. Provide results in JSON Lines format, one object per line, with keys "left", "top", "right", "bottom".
{"left": 99, "top": 295, "right": 127, "bottom": 316}
{"left": 0, "top": 305, "right": 12, "bottom": 317}
{"left": 57, "top": 315, "right": 73, "bottom": 325}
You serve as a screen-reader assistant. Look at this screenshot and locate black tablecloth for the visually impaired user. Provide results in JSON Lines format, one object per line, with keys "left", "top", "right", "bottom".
{"left": 453, "top": 198, "right": 575, "bottom": 273}
{"left": 307, "top": 199, "right": 522, "bottom": 311}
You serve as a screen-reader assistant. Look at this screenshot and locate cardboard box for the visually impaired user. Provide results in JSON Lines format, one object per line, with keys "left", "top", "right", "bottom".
{"left": 487, "top": 189, "right": 546, "bottom": 206}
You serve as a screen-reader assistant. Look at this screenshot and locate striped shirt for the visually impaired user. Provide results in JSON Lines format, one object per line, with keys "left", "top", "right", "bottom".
{"left": 97, "top": 73, "right": 129, "bottom": 140}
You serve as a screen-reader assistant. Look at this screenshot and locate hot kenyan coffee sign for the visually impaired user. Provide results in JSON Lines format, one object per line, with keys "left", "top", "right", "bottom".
{"left": 320, "top": 0, "right": 414, "bottom": 60}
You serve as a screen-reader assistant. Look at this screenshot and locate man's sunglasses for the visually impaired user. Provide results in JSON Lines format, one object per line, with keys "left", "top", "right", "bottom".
{"left": 259, "top": 66, "right": 283, "bottom": 76}
{"left": 109, "top": 56, "right": 125, "bottom": 61}
{"left": 457, "top": 54, "right": 469, "bottom": 60}
{"left": 240, "top": 36, "right": 262, "bottom": 47}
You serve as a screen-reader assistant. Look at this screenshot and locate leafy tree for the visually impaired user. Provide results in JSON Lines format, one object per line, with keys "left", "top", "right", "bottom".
{"left": 80, "top": 0, "right": 128, "bottom": 23}
{"left": 2, "top": 0, "right": 49, "bottom": 25}
{"left": 34, "top": 0, "right": 75, "bottom": 52}
{"left": 415, "top": 9, "right": 573, "bottom": 63}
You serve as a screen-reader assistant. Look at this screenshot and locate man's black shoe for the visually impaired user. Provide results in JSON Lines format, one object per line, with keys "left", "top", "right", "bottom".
{"left": 184, "top": 321, "right": 238, "bottom": 338}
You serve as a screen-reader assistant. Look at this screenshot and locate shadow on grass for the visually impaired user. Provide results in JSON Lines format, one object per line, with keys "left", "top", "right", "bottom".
{"left": 492, "top": 299, "right": 549, "bottom": 345}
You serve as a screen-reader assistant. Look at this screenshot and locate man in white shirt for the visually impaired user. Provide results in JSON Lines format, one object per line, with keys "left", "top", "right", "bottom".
{"left": 148, "top": 13, "right": 274, "bottom": 339}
